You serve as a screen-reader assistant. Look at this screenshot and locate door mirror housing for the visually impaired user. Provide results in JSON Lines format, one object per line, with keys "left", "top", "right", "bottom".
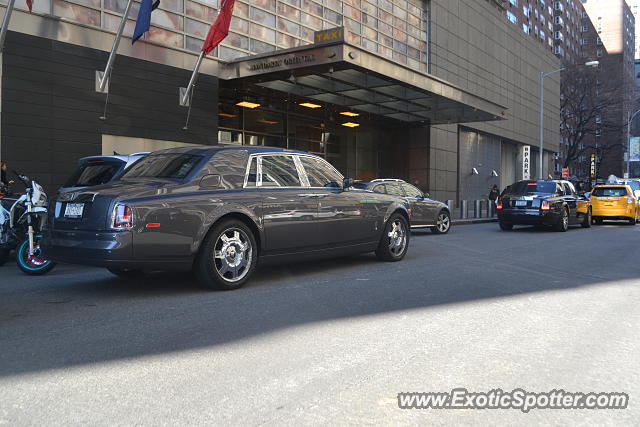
{"left": 584, "top": 192, "right": 591, "bottom": 198}
{"left": 342, "top": 177, "right": 354, "bottom": 190}
{"left": 199, "top": 174, "right": 221, "bottom": 189}
{"left": 422, "top": 192, "right": 430, "bottom": 199}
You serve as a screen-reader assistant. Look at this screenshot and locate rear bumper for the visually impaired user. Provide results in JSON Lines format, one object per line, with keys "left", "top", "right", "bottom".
{"left": 42, "top": 229, "right": 134, "bottom": 267}
{"left": 497, "top": 209, "right": 560, "bottom": 225}
{"left": 592, "top": 205, "right": 635, "bottom": 218}
{"left": 42, "top": 229, "right": 192, "bottom": 271}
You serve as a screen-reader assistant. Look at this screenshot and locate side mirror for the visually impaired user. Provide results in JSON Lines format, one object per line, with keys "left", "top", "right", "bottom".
{"left": 199, "top": 174, "right": 221, "bottom": 189}
{"left": 584, "top": 192, "right": 591, "bottom": 198}
{"left": 423, "top": 192, "right": 430, "bottom": 199}
{"left": 342, "top": 177, "right": 354, "bottom": 190}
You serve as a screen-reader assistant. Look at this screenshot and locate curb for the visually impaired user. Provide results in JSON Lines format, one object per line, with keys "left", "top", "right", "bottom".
{"left": 452, "top": 218, "right": 498, "bottom": 225}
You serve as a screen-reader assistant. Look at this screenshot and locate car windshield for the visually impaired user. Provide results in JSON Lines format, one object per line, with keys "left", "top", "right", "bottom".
{"left": 508, "top": 181, "right": 557, "bottom": 195}
{"left": 121, "top": 154, "right": 202, "bottom": 179}
{"left": 63, "top": 161, "right": 122, "bottom": 188}
{"left": 592, "top": 187, "right": 628, "bottom": 197}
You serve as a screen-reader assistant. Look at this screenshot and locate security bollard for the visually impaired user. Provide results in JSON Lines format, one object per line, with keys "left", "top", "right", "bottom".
{"left": 447, "top": 200, "right": 454, "bottom": 213}
{"left": 474, "top": 200, "right": 481, "bottom": 218}
{"left": 488, "top": 200, "right": 495, "bottom": 217}
{"left": 460, "top": 200, "right": 468, "bottom": 219}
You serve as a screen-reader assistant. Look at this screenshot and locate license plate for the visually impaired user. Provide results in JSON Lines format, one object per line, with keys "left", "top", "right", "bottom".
{"left": 515, "top": 200, "right": 527, "bottom": 207}
{"left": 64, "top": 203, "right": 84, "bottom": 218}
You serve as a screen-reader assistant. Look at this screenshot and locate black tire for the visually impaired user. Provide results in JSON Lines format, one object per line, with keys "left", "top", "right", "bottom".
{"left": 555, "top": 208, "right": 569, "bottom": 232}
{"left": 107, "top": 267, "right": 144, "bottom": 277}
{"left": 375, "top": 213, "right": 410, "bottom": 262}
{"left": 499, "top": 222, "right": 513, "bottom": 231}
{"left": 581, "top": 208, "right": 592, "bottom": 228}
{"left": 195, "top": 219, "right": 258, "bottom": 290}
{"left": 430, "top": 210, "right": 451, "bottom": 234}
{"left": 16, "top": 237, "right": 56, "bottom": 276}
{"left": 0, "top": 249, "right": 9, "bottom": 266}
{"left": 594, "top": 217, "right": 603, "bottom": 225}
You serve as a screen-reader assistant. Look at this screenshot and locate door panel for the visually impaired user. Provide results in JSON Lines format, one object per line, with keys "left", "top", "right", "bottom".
{"left": 317, "top": 189, "right": 380, "bottom": 246}
{"left": 261, "top": 189, "right": 319, "bottom": 252}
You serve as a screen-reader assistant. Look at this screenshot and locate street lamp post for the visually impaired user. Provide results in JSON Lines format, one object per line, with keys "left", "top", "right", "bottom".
{"left": 626, "top": 109, "right": 640, "bottom": 178}
{"left": 539, "top": 61, "right": 599, "bottom": 180}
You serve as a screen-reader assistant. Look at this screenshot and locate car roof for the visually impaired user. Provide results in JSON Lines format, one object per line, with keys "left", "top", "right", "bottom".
{"left": 79, "top": 153, "right": 149, "bottom": 163}
{"left": 147, "top": 145, "right": 311, "bottom": 156}
{"left": 593, "top": 184, "right": 631, "bottom": 188}
{"left": 358, "top": 179, "right": 407, "bottom": 185}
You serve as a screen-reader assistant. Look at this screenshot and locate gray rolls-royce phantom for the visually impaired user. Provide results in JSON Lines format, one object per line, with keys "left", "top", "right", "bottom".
{"left": 44, "top": 146, "right": 411, "bottom": 290}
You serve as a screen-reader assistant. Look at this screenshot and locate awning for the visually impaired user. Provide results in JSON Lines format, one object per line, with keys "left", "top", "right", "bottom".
{"left": 221, "top": 41, "right": 507, "bottom": 125}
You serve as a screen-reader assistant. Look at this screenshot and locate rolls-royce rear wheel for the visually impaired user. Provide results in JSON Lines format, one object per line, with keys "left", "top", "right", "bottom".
{"left": 375, "top": 213, "right": 409, "bottom": 262}
{"left": 195, "top": 219, "right": 258, "bottom": 290}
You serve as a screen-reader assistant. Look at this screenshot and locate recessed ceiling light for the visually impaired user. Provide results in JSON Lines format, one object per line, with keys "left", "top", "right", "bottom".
{"left": 340, "top": 111, "right": 360, "bottom": 117}
{"left": 258, "top": 119, "right": 279, "bottom": 125}
{"left": 218, "top": 112, "right": 237, "bottom": 118}
{"left": 236, "top": 101, "right": 261, "bottom": 109}
{"left": 299, "top": 102, "right": 322, "bottom": 109}
{"left": 341, "top": 122, "right": 360, "bottom": 128}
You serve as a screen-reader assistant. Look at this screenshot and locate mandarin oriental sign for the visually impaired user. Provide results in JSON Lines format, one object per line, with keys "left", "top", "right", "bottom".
{"left": 248, "top": 54, "right": 316, "bottom": 72}
{"left": 314, "top": 27, "right": 344, "bottom": 44}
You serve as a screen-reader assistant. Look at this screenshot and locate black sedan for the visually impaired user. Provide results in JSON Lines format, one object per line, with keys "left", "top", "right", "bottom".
{"left": 353, "top": 179, "right": 451, "bottom": 234}
{"left": 497, "top": 180, "right": 592, "bottom": 231}
{"left": 44, "top": 147, "right": 411, "bottom": 290}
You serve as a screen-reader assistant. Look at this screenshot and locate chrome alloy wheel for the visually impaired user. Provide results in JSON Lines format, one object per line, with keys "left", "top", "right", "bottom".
{"left": 436, "top": 213, "right": 450, "bottom": 233}
{"left": 214, "top": 228, "right": 253, "bottom": 283}
{"left": 388, "top": 219, "right": 407, "bottom": 256}
{"left": 562, "top": 210, "right": 569, "bottom": 229}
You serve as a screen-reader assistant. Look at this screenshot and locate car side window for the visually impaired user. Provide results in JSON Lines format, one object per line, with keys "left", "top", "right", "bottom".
{"left": 385, "top": 183, "right": 405, "bottom": 197}
{"left": 245, "top": 157, "right": 258, "bottom": 187}
{"left": 401, "top": 183, "right": 422, "bottom": 198}
{"left": 556, "top": 183, "right": 565, "bottom": 196}
{"left": 260, "top": 155, "right": 302, "bottom": 187}
{"left": 299, "top": 156, "right": 343, "bottom": 188}
{"left": 373, "top": 184, "right": 387, "bottom": 194}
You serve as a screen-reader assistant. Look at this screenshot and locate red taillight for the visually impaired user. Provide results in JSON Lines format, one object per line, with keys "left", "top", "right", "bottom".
{"left": 112, "top": 204, "right": 134, "bottom": 228}
{"left": 496, "top": 201, "right": 503, "bottom": 210}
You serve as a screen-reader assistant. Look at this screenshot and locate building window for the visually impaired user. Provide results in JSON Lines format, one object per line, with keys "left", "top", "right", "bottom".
{"left": 507, "top": 11, "right": 518, "bottom": 24}
{"left": 597, "top": 49, "right": 603, "bottom": 57}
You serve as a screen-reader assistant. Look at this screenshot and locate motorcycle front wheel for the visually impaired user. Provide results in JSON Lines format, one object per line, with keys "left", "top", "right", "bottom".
{"left": 16, "top": 236, "right": 56, "bottom": 275}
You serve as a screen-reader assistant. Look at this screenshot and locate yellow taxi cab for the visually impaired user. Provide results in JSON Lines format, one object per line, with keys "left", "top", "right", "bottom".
{"left": 589, "top": 184, "right": 640, "bottom": 225}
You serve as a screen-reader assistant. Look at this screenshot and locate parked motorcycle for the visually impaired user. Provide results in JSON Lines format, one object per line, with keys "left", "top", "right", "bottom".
{"left": 0, "top": 172, "right": 56, "bottom": 275}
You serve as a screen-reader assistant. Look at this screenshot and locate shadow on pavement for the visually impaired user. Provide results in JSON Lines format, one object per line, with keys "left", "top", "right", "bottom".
{"left": 1, "top": 223, "right": 638, "bottom": 376}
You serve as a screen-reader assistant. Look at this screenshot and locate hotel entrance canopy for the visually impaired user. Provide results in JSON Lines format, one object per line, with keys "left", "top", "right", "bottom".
{"left": 220, "top": 41, "right": 507, "bottom": 125}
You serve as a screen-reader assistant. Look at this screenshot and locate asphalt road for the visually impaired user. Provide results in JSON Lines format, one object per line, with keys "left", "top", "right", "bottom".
{"left": 1, "top": 222, "right": 639, "bottom": 426}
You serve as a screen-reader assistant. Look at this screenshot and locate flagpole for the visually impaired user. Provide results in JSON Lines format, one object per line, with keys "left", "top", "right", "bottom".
{"left": 179, "top": 50, "right": 205, "bottom": 107}
{"left": 0, "top": 0, "right": 16, "bottom": 53}
{"left": 96, "top": 0, "right": 134, "bottom": 93}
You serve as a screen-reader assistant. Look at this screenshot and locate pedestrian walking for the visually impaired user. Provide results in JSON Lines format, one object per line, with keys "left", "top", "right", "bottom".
{"left": 489, "top": 184, "right": 499, "bottom": 211}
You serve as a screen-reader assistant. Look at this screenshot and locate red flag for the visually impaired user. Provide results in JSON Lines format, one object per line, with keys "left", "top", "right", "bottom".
{"left": 26, "top": 0, "right": 33, "bottom": 12}
{"left": 201, "top": 0, "right": 235, "bottom": 55}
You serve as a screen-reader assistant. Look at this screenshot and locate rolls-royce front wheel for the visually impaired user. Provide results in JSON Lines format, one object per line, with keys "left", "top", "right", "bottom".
{"left": 196, "top": 219, "right": 258, "bottom": 290}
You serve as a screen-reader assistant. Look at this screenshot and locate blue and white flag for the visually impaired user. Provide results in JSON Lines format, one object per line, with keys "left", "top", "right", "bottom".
{"left": 132, "top": 0, "right": 160, "bottom": 44}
